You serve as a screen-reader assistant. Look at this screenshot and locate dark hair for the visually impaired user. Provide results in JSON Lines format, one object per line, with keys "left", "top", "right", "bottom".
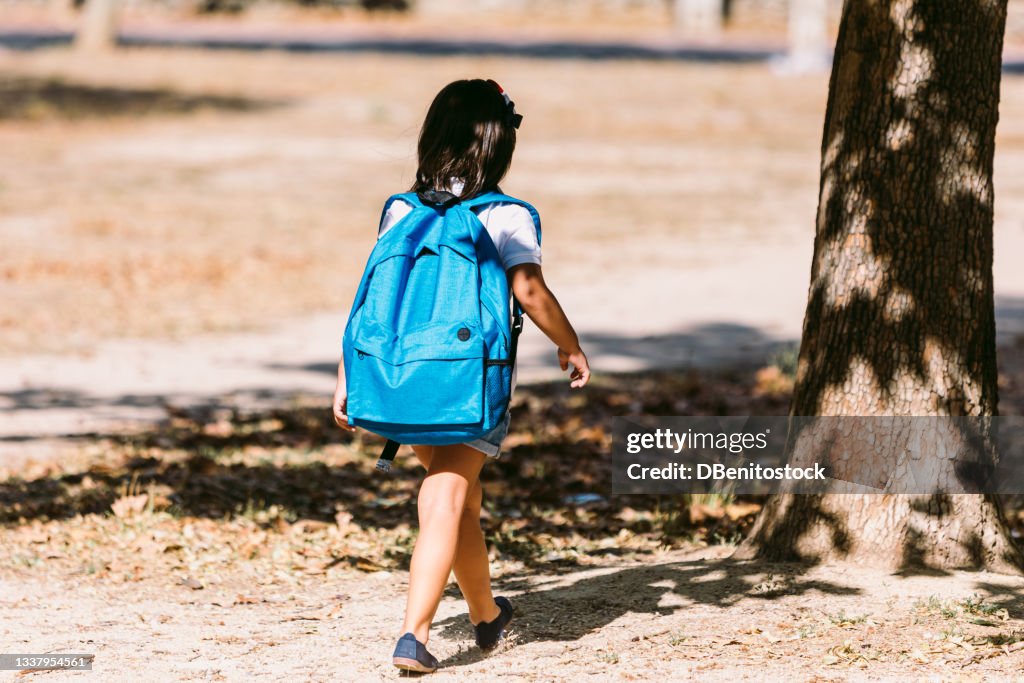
{"left": 413, "top": 79, "right": 517, "bottom": 200}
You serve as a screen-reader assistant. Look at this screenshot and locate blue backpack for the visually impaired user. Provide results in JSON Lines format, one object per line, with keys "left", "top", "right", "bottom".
{"left": 342, "top": 189, "right": 541, "bottom": 471}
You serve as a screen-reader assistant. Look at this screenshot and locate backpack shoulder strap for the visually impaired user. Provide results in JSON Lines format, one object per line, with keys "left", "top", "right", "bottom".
{"left": 387, "top": 191, "right": 422, "bottom": 208}
{"left": 460, "top": 192, "right": 542, "bottom": 246}
{"left": 377, "top": 192, "right": 430, "bottom": 241}
{"left": 461, "top": 192, "right": 540, "bottom": 360}
{"left": 379, "top": 192, "right": 421, "bottom": 224}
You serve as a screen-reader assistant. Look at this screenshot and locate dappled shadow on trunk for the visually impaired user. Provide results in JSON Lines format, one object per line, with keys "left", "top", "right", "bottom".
{"left": 743, "top": 0, "right": 1024, "bottom": 573}
{"left": 796, "top": 0, "right": 1001, "bottom": 417}
{"left": 738, "top": 490, "right": 851, "bottom": 561}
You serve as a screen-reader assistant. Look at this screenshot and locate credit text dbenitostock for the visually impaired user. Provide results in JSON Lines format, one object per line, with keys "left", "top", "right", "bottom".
{"left": 611, "top": 416, "right": 1024, "bottom": 495}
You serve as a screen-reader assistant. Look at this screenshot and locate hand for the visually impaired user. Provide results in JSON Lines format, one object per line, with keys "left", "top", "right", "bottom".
{"left": 333, "top": 390, "right": 355, "bottom": 432}
{"left": 558, "top": 347, "right": 591, "bottom": 389}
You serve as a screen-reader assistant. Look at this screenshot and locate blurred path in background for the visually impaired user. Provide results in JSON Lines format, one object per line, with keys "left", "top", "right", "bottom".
{"left": 5, "top": 22, "right": 1024, "bottom": 69}
{"left": 0, "top": 22, "right": 780, "bottom": 62}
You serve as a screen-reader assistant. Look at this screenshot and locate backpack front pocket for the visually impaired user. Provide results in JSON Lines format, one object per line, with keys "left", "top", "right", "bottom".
{"left": 346, "top": 321, "right": 485, "bottom": 428}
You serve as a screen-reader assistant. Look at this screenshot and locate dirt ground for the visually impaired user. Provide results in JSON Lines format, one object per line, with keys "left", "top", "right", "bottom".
{"left": 3, "top": 45, "right": 1024, "bottom": 357}
{"left": 3, "top": 425, "right": 1024, "bottom": 682}
{"left": 3, "top": 366, "right": 1024, "bottom": 682}
{"left": 0, "top": 45, "right": 824, "bottom": 357}
{"left": 6, "top": 39, "right": 1024, "bottom": 683}
{"left": 5, "top": 532, "right": 1024, "bottom": 681}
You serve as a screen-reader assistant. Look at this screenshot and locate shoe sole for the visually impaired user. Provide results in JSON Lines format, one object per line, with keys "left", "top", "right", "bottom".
{"left": 393, "top": 656, "right": 437, "bottom": 673}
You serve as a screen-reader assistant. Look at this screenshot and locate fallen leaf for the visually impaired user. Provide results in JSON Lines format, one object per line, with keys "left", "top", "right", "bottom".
{"left": 287, "top": 603, "right": 343, "bottom": 621}
{"left": 180, "top": 576, "right": 204, "bottom": 590}
{"left": 111, "top": 494, "right": 149, "bottom": 519}
{"left": 724, "top": 503, "right": 762, "bottom": 520}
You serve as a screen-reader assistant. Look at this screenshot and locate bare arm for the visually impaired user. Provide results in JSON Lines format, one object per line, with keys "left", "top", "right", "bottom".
{"left": 509, "top": 263, "right": 590, "bottom": 388}
{"left": 332, "top": 356, "right": 354, "bottom": 431}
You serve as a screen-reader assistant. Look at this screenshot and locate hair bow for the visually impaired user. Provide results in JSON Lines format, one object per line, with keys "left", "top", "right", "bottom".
{"left": 486, "top": 79, "right": 523, "bottom": 129}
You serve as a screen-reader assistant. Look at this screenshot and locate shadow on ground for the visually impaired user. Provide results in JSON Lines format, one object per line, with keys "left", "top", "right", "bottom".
{"left": 0, "top": 28, "right": 779, "bottom": 62}
{"left": 5, "top": 330, "right": 1024, "bottom": 557}
{"left": 7, "top": 307, "right": 1023, "bottom": 422}
{"left": 971, "top": 579, "right": 1024, "bottom": 618}
{"left": 0, "top": 75, "right": 286, "bottom": 120}
{"left": 0, "top": 322, "right": 797, "bottom": 445}
{"left": 3, "top": 330, "right": 1024, "bottom": 570}
{"left": 0, "top": 368, "right": 791, "bottom": 567}
{"left": 433, "top": 556, "right": 860, "bottom": 666}
{"left": 265, "top": 320, "right": 797, "bottom": 380}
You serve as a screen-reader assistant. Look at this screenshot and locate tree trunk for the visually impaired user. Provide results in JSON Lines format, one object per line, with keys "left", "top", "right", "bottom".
{"left": 672, "top": 0, "right": 724, "bottom": 37}
{"left": 736, "top": 0, "right": 1023, "bottom": 573}
{"left": 782, "top": 0, "right": 831, "bottom": 72}
{"left": 76, "top": 0, "right": 119, "bottom": 52}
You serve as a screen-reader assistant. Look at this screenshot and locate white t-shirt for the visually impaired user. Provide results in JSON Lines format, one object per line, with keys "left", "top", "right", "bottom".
{"left": 377, "top": 194, "right": 542, "bottom": 270}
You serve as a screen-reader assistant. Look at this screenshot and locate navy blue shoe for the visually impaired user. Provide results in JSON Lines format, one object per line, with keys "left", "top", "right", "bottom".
{"left": 474, "top": 596, "right": 514, "bottom": 651}
{"left": 392, "top": 632, "right": 438, "bottom": 673}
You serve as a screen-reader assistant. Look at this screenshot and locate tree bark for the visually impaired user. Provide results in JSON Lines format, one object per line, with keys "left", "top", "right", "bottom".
{"left": 736, "top": 0, "right": 1023, "bottom": 573}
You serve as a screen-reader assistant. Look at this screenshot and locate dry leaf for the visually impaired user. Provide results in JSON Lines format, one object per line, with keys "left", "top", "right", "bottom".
{"left": 292, "top": 520, "right": 330, "bottom": 534}
{"left": 237, "top": 542, "right": 260, "bottom": 559}
{"left": 180, "top": 576, "right": 204, "bottom": 590}
{"left": 287, "top": 603, "right": 343, "bottom": 621}
{"left": 347, "top": 556, "right": 386, "bottom": 573}
{"left": 111, "top": 494, "right": 149, "bottom": 518}
{"left": 724, "top": 503, "right": 762, "bottom": 520}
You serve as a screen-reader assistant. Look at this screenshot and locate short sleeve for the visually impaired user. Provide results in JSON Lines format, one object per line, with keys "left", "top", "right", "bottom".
{"left": 377, "top": 198, "right": 414, "bottom": 239}
{"left": 476, "top": 203, "right": 542, "bottom": 270}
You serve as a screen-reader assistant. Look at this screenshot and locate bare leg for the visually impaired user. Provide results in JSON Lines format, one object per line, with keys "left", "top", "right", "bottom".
{"left": 453, "top": 478, "right": 501, "bottom": 625}
{"left": 401, "top": 443, "right": 487, "bottom": 643}
{"left": 408, "top": 447, "right": 501, "bottom": 630}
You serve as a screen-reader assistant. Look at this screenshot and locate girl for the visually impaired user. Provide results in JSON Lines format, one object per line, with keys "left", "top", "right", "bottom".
{"left": 332, "top": 78, "right": 590, "bottom": 673}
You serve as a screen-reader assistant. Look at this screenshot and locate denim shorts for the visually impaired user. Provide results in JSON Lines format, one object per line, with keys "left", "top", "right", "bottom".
{"left": 465, "top": 411, "right": 511, "bottom": 459}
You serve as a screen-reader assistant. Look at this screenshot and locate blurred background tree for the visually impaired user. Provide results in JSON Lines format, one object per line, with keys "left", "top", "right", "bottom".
{"left": 75, "top": 0, "right": 119, "bottom": 51}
